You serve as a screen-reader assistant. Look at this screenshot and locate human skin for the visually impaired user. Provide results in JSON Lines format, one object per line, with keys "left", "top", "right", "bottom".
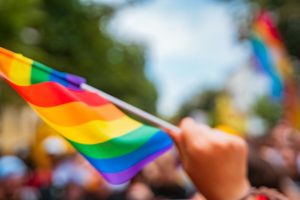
{"left": 167, "top": 118, "right": 250, "bottom": 200}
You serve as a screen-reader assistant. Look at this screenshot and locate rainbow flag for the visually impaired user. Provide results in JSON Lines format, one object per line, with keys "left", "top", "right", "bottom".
{"left": 251, "top": 11, "right": 300, "bottom": 128}
{"left": 0, "top": 47, "right": 172, "bottom": 184}
{"left": 250, "top": 11, "right": 293, "bottom": 100}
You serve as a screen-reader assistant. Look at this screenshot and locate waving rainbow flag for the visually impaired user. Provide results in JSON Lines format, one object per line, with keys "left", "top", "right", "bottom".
{"left": 0, "top": 47, "right": 172, "bottom": 184}
{"left": 251, "top": 11, "right": 294, "bottom": 100}
{"left": 251, "top": 11, "right": 300, "bottom": 128}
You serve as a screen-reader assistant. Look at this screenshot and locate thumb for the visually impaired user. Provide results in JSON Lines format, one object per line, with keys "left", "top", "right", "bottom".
{"left": 165, "top": 117, "right": 195, "bottom": 146}
{"left": 164, "top": 127, "right": 184, "bottom": 164}
{"left": 163, "top": 126, "right": 181, "bottom": 148}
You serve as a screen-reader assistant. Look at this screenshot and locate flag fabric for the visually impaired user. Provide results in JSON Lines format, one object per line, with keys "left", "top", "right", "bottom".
{"left": 251, "top": 11, "right": 300, "bottom": 128}
{"left": 0, "top": 47, "right": 173, "bottom": 184}
{"left": 250, "top": 11, "right": 293, "bottom": 100}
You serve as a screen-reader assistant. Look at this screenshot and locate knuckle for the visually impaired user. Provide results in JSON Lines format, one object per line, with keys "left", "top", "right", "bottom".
{"left": 234, "top": 138, "right": 247, "bottom": 149}
{"left": 214, "top": 137, "right": 247, "bottom": 152}
{"left": 231, "top": 138, "right": 248, "bottom": 154}
{"left": 191, "top": 140, "right": 204, "bottom": 152}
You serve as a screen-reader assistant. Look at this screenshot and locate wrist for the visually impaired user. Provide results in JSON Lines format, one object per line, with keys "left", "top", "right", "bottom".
{"left": 225, "top": 180, "right": 251, "bottom": 200}
{"left": 239, "top": 187, "right": 288, "bottom": 200}
{"left": 201, "top": 180, "right": 251, "bottom": 200}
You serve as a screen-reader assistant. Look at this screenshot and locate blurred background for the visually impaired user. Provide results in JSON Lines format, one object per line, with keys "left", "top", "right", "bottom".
{"left": 0, "top": 0, "right": 300, "bottom": 199}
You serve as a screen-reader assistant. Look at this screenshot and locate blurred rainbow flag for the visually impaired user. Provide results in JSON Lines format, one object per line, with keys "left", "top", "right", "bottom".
{"left": 251, "top": 11, "right": 300, "bottom": 128}
{"left": 0, "top": 47, "right": 173, "bottom": 184}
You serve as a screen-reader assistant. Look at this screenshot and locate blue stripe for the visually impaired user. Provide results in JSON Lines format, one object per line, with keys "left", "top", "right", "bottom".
{"left": 251, "top": 36, "right": 283, "bottom": 100}
{"left": 50, "top": 70, "right": 69, "bottom": 87}
{"left": 83, "top": 130, "right": 173, "bottom": 173}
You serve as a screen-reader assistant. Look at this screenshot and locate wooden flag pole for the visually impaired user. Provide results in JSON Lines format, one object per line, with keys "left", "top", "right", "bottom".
{"left": 81, "top": 83, "right": 181, "bottom": 134}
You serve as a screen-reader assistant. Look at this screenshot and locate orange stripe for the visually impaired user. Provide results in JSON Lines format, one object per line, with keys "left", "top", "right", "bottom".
{"left": 31, "top": 102, "right": 125, "bottom": 126}
{"left": 0, "top": 48, "right": 14, "bottom": 76}
{"left": 255, "top": 22, "right": 282, "bottom": 50}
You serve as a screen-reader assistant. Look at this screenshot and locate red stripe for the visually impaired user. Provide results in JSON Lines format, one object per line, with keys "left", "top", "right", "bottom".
{"left": 257, "top": 11, "right": 282, "bottom": 41}
{"left": 7, "top": 80, "right": 110, "bottom": 107}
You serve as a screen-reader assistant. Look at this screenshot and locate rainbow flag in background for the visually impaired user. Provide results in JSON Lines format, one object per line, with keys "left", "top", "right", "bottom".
{"left": 251, "top": 11, "right": 300, "bottom": 128}
{"left": 0, "top": 47, "right": 173, "bottom": 184}
{"left": 251, "top": 11, "right": 293, "bottom": 100}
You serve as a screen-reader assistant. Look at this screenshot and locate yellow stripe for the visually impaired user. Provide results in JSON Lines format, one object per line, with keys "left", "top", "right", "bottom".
{"left": 8, "top": 54, "right": 32, "bottom": 86}
{"left": 37, "top": 113, "right": 142, "bottom": 144}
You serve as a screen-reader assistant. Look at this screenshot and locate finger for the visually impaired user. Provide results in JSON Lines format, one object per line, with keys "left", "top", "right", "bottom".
{"left": 180, "top": 118, "right": 211, "bottom": 135}
{"left": 180, "top": 118, "right": 211, "bottom": 144}
{"left": 180, "top": 117, "right": 198, "bottom": 135}
{"left": 163, "top": 126, "right": 185, "bottom": 164}
{"left": 164, "top": 127, "right": 181, "bottom": 147}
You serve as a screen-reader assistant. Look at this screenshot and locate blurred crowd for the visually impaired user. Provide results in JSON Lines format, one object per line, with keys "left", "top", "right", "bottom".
{"left": 1, "top": 122, "right": 300, "bottom": 200}
{"left": 0, "top": 135, "right": 195, "bottom": 200}
{"left": 247, "top": 122, "right": 300, "bottom": 199}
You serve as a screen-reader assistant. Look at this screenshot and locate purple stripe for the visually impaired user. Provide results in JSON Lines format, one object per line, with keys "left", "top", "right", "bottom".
{"left": 100, "top": 145, "right": 172, "bottom": 184}
{"left": 66, "top": 74, "right": 86, "bottom": 89}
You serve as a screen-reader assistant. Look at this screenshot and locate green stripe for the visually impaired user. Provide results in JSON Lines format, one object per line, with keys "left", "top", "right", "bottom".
{"left": 67, "top": 125, "right": 160, "bottom": 159}
{"left": 31, "top": 61, "right": 52, "bottom": 84}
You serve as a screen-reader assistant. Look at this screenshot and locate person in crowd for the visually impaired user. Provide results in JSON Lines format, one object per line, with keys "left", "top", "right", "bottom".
{"left": 0, "top": 155, "right": 40, "bottom": 200}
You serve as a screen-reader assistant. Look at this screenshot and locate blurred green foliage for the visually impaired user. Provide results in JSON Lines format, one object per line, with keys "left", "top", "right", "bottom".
{"left": 252, "top": 96, "right": 282, "bottom": 128}
{"left": 0, "top": 0, "right": 158, "bottom": 113}
{"left": 172, "top": 90, "right": 220, "bottom": 126}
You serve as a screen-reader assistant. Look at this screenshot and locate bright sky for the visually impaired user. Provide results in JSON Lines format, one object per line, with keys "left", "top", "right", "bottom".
{"left": 98, "top": 0, "right": 250, "bottom": 116}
